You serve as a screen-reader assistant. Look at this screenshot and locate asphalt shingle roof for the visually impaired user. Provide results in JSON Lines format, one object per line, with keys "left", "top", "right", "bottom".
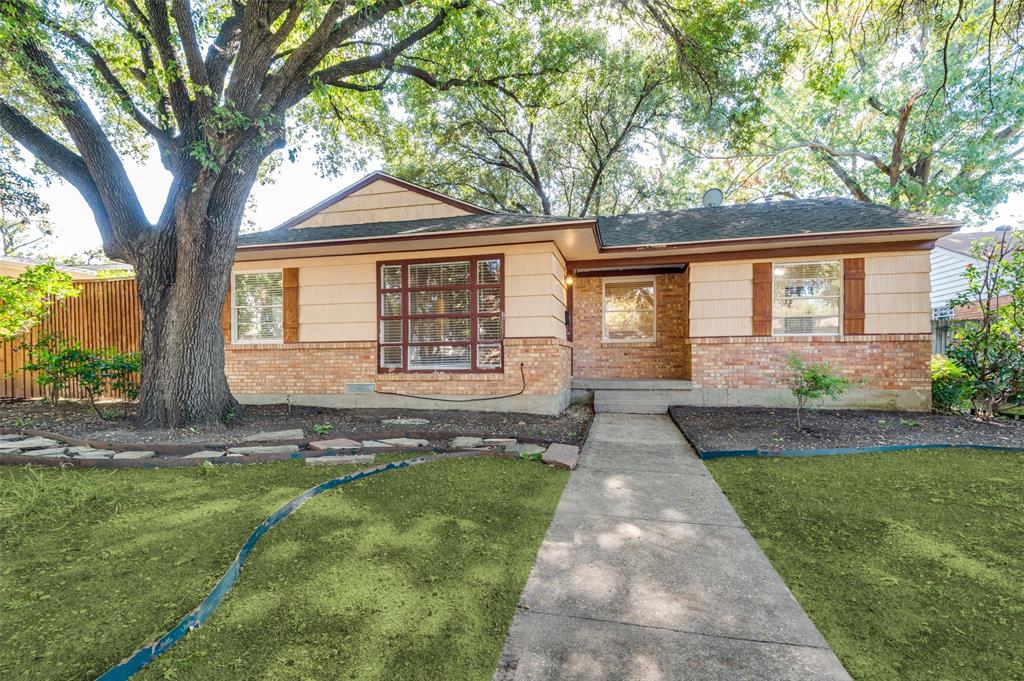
{"left": 596, "top": 198, "right": 960, "bottom": 247}
{"left": 237, "top": 197, "right": 959, "bottom": 248}
{"left": 238, "top": 213, "right": 576, "bottom": 246}
{"left": 936, "top": 229, "right": 1018, "bottom": 257}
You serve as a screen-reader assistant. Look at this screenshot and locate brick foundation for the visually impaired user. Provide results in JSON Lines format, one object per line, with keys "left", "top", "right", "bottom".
{"left": 571, "top": 272, "right": 690, "bottom": 380}
{"left": 684, "top": 334, "right": 932, "bottom": 410}
{"left": 225, "top": 337, "right": 572, "bottom": 413}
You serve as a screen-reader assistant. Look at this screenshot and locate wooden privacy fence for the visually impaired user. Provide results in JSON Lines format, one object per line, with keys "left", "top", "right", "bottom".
{"left": 1, "top": 278, "right": 141, "bottom": 400}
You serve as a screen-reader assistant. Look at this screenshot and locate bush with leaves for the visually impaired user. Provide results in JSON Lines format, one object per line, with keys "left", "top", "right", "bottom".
{"left": 930, "top": 354, "right": 973, "bottom": 413}
{"left": 18, "top": 335, "right": 86, "bottom": 405}
{"left": 19, "top": 335, "right": 140, "bottom": 418}
{"left": 786, "top": 354, "right": 854, "bottom": 430}
{"left": 947, "top": 229, "right": 1023, "bottom": 418}
{"left": 0, "top": 264, "right": 79, "bottom": 341}
{"left": 101, "top": 351, "right": 140, "bottom": 419}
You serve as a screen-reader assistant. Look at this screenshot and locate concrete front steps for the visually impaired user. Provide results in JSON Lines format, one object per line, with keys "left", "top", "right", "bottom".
{"left": 572, "top": 379, "right": 695, "bottom": 414}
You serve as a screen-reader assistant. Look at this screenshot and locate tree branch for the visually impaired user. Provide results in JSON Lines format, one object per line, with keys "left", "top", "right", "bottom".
{"left": 51, "top": 24, "right": 174, "bottom": 148}
{"left": 817, "top": 151, "right": 872, "bottom": 202}
{"left": 0, "top": 99, "right": 126, "bottom": 258}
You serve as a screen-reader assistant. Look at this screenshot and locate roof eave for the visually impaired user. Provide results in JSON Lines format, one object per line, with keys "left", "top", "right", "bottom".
{"left": 237, "top": 218, "right": 599, "bottom": 250}
{"left": 599, "top": 223, "right": 962, "bottom": 251}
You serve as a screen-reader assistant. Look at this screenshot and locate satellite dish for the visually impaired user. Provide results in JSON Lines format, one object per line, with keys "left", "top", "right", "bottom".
{"left": 702, "top": 188, "right": 723, "bottom": 207}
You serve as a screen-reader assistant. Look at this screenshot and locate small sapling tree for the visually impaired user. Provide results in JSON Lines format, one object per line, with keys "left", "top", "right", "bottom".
{"left": 786, "top": 354, "right": 854, "bottom": 430}
{"left": 947, "top": 229, "right": 1024, "bottom": 418}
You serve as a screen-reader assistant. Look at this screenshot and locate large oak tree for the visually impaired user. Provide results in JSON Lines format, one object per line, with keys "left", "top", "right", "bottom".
{"left": 0, "top": 0, "right": 575, "bottom": 426}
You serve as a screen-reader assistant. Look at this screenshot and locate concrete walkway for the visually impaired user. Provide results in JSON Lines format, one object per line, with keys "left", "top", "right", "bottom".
{"left": 495, "top": 414, "right": 851, "bottom": 681}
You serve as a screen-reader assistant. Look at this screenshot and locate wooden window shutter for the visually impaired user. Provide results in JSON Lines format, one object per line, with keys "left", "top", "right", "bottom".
{"left": 752, "top": 262, "right": 772, "bottom": 336}
{"left": 283, "top": 268, "right": 300, "bottom": 343}
{"left": 221, "top": 293, "right": 231, "bottom": 344}
{"left": 843, "top": 258, "right": 865, "bottom": 335}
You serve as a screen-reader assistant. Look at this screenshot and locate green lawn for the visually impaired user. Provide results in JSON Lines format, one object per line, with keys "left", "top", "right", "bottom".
{"left": 0, "top": 457, "right": 568, "bottom": 680}
{"left": 707, "top": 448, "right": 1024, "bottom": 681}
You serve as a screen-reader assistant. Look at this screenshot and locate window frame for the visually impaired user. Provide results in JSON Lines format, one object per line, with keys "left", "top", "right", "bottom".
{"left": 770, "top": 260, "right": 843, "bottom": 337}
{"left": 231, "top": 269, "right": 285, "bottom": 345}
{"left": 377, "top": 254, "right": 504, "bottom": 374}
{"left": 601, "top": 276, "right": 657, "bottom": 343}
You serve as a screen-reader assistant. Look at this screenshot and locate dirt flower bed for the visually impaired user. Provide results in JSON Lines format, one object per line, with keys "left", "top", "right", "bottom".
{"left": 670, "top": 406, "right": 1024, "bottom": 454}
{"left": 0, "top": 399, "right": 592, "bottom": 446}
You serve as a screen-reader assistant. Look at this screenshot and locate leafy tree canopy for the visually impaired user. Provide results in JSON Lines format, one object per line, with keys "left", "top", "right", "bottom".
{"left": 693, "top": 0, "right": 1024, "bottom": 221}
{"left": 0, "top": 263, "right": 80, "bottom": 341}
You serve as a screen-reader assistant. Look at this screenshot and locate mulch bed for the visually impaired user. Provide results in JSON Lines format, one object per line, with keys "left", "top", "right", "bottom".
{"left": 0, "top": 400, "right": 593, "bottom": 447}
{"left": 670, "top": 406, "right": 1024, "bottom": 454}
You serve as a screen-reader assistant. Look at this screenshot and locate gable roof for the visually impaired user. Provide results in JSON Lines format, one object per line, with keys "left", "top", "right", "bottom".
{"left": 272, "top": 171, "right": 493, "bottom": 230}
{"left": 239, "top": 177, "right": 960, "bottom": 251}
{"left": 936, "top": 228, "right": 1018, "bottom": 258}
{"left": 240, "top": 212, "right": 583, "bottom": 247}
{"left": 597, "top": 198, "right": 961, "bottom": 248}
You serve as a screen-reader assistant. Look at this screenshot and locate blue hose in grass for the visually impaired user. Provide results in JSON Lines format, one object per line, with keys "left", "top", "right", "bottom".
{"left": 96, "top": 456, "right": 433, "bottom": 681}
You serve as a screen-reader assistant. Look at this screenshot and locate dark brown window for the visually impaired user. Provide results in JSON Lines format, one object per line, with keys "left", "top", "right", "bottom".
{"left": 377, "top": 255, "right": 504, "bottom": 373}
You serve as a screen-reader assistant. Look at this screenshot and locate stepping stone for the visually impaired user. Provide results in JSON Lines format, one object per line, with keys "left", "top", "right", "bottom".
{"left": 74, "top": 450, "right": 115, "bottom": 459}
{"left": 309, "top": 437, "right": 361, "bottom": 451}
{"left": 40, "top": 453, "right": 70, "bottom": 459}
{"left": 361, "top": 440, "right": 394, "bottom": 448}
{"left": 112, "top": 451, "right": 157, "bottom": 459}
{"left": 382, "top": 417, "right": 429, "bottom": 426}
{"left": 0, "top": 434, "right": 26, "bottom": 442}
{"left": 225, "top": 444, "right": 300, "bottom": 456}
{"left": 22, "top": 446, "right": 68, "bottom": 457}
{"left": 184, "top": 450, "right": 224, "bottom": 458}
{"left": 379, "top": 437, "right": 430, "bottom": 448}
{"left": 67, "top": 446, "right": 98, "bottom": 454}
{"left": 8, "top": 437, "right": 62, "bottom": 450}
{"left": 305, "top": 454, "right": 375, "bottom": 466}
{"left": 543, "top": 443, "right": 580, "bottom": 470}
{"left": 451, "top": 436, "right": 485, "bottom": 449}
{"left": 0, "top": 447, "right": 21, "bottom": 455}
{"left": 506, "top": 442, "right": 547, "bottom": 457}
{"left": 484, "top": 438, "right": 518, "bottom": 446}
{"left": 242, "top": 429, "right": 305, "bottom": 442}
{"left": 226, "top": 453, "right": 247, "bottom": 457}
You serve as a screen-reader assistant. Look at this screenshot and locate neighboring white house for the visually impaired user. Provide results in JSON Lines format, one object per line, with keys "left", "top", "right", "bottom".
{"left": 930, "top": 227, "right": 1016, "bottom": 318}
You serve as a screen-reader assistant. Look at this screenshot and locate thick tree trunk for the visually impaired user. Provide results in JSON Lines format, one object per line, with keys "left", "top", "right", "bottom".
{"left": 134, "top": 227, "right": 239, "bottom": 427}
{"left": 129, "top": 143, "right": 271, "bottom": 428}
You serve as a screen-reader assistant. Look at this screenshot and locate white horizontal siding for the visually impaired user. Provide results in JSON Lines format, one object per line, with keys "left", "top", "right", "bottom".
{"left": 930, "top": 248, "right": 975, "bottom": 311}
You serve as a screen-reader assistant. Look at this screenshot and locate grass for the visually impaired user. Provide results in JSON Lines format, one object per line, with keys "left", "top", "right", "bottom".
{"left": 707, "top": 448, "right": 1024, "bottom": 681}
{"left": 0, "top": 457, "right": 568, "bottom": 680}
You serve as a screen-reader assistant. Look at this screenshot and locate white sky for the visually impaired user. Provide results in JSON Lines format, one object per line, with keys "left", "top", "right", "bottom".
{"left": 26, "top": 147, "right": 1024, "bottom": 258}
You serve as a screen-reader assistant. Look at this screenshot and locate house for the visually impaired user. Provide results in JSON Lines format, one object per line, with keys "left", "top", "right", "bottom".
{"left": 931, "top": 227, "right": 1017, "bottom": 318}
{"left": 228, "top": 171, "right": 960, "bottom": 414}
{"left": 0, "top": 254, "right": 102, "bottom": 280}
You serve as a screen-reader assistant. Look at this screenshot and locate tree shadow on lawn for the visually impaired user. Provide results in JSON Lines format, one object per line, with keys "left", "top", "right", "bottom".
{"left": 135, "top": 458, "right": 568, "bottom": 681}
{"left": 0, "top": 458, "right": 415, "bottom": 681}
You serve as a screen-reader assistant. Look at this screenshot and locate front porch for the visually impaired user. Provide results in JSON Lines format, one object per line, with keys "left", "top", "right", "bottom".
{"left": 571, "top": 378, "right": 695, "bottom": 414}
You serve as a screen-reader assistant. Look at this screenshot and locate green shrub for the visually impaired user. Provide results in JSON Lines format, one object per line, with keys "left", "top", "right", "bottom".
{"left": 930, "top": 354, "right": 973, "bottom": 413}
{"left": 18, "top": 335, "right": 85, "bottom": 404}
{"left": 786, "top": 354, "right": 854, "bottom": 430}
{"left": 18, "top": 335, "right": 139, "bottom": 418}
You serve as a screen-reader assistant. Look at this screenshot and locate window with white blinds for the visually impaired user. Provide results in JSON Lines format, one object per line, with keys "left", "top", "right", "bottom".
{"left": 233, "top": 271, "right": 284, "bottom": 343}
{"left": 602, "top": 278, "right": 655, "bottom": 342}
{"left": 772, "top": 261, "right": 841, "bottom": 335}
{"left": 378, "top": 256, "right": 503, "bottom": 372}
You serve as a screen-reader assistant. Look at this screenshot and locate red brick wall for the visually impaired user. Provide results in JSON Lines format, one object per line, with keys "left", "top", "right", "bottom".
{"left": 572, "top": 272, "right": 690, "bottom": 379}
{"left": 225, "top": 337, "right": 571, "bottom": 397}
{"left": 688, "top": 334, "right": 932, "bottom": 393}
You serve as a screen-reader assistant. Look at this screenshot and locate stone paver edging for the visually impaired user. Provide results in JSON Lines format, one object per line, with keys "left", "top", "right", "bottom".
{"left": 494, "top": 413, "right": 851, "bottom": 680}
{"left": 0, "top": 429, "right": 579, "bottom": 470}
